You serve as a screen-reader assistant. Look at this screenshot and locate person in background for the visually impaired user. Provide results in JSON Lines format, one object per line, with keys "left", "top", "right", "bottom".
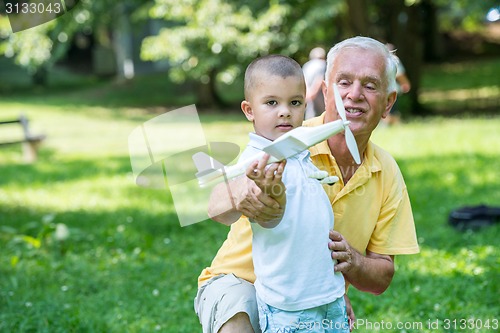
{"left": 303, "top": 47, "right": 327, "bottom": 119}
{"left": 383, "top": 43, "right": 411, "bottom": 125}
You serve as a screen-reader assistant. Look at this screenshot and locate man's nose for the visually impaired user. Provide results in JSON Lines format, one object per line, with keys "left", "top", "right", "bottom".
{"left": 346, "top": 82, "right": 363, "bottom": 101}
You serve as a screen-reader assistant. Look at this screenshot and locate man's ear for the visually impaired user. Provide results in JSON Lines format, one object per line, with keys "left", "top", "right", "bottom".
{"left": 241, "top": 100, "right": 254, "bottom": 121}
{"left": 382, "top": 91, "right": 398, "bottom": 119}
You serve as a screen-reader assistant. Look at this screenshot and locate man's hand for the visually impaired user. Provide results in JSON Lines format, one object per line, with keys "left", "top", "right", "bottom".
{"left": 234, "top": 176, "right": 285, "bottom": 222}
{"left": 329, "top": 230, "right": 355, "bottom": 273}
{"left": 329, "top": 230, "right": 395, "bottom": 295}
{"left": 207, "top": 154, "right": 286, "bottom": 225}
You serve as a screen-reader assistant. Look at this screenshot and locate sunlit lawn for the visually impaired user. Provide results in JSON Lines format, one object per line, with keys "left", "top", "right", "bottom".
{"left": 1, "top": 57, "right": 499, "bottom": 332}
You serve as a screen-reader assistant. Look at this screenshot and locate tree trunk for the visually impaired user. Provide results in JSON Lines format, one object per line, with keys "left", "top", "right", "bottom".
{"left": 403, "top": 4, "right": 427, "bottom": 116}
{"left": 196, "top": 69, "right": 228, "bottom": 109}
{"left": 373, "top": 0, "right": 433, "bottom": 116}
{"left": 113, "top": 3, "right": 135, "bottom": 80}
{"left": 421, "top": 0, "right": 444, "bottom": 62}
{"left": 385, "top": 0, "right": 406, "bottom": 45}
{"left": 32, "top": 66, "right": 48, "bottom": 86}
{"left": 345, "top": 0, "right": 369, "bottom": 36}
{"left": 196, "top": 81, "right": 215, "bottom": 108}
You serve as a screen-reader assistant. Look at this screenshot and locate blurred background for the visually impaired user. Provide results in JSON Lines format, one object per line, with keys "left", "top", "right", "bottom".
{"left": 1, "top": 1, "right": 499, "bottom": 332}
{"left": 1, "top": 0, "right": 499, "bottom": 114}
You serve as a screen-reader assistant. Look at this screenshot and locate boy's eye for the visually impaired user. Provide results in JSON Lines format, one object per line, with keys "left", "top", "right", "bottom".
{"left": 291, "top": 100, "right": 302, "bottom": 106}
{"left": 266, "top": 100, "right": 277, "bottom": 106}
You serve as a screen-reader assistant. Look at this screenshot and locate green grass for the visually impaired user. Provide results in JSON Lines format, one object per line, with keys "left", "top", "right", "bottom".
{"left": 1, "top": 58, "right": 500, "bottom": 332}
{"left": 0, "top": 56, "right": 242, "bottom": 111}
{"left": 0, "top": 103, "right": 252, "bottom": 332}
{"left": 348, "top": 120, "right": 500, "bottom": 332}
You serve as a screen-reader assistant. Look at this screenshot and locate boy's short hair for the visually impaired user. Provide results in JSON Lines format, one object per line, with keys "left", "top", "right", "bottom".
{"left": 244, "top": 55, "right": 304, "bottom": 99}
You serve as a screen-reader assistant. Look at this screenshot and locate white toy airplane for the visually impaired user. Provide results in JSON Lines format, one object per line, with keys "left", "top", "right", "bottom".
{"left": 193, "top": 84, "right": 361, "bottom": 188}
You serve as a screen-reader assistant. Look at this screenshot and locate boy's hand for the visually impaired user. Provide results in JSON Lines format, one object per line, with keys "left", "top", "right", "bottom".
{"left": 246, "top": 154, "right": 286, "bottom": 228}
{"left": 246, "top": 154, "right": 286, "bottom": 201}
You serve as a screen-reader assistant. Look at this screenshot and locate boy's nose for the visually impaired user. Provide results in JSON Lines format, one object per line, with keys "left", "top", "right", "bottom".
{"left": 278, "top": 106, "right": 292, "bottom": 117}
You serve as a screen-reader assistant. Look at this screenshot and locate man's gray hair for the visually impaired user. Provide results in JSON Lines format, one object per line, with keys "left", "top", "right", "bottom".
{"left": 324, "top": 36, "right": 398, "bottom": 94}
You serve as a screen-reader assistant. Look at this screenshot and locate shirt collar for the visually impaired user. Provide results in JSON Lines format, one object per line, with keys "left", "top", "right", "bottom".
{"left": 247, "top": 132, "right": 310, "bottom": 160}
{"left": 248, "top": 132, "right": 272, "bottom": 150}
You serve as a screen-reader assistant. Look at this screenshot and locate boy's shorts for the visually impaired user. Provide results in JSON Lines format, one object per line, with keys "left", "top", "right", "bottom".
{"left": 256, "top": 294, "right": 349, "bottom": 333}
{"left": 194, "top": 274, "right": 261, "bottom": 333}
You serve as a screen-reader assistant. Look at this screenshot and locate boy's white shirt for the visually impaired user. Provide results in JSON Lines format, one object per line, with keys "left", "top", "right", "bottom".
{"left": 241, "top": 132, "right": 345, "bottom": 311}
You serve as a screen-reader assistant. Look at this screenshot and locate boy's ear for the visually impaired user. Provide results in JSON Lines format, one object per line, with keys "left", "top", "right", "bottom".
{"left": 241, "top": 100, "right": 254, "bottom": 121}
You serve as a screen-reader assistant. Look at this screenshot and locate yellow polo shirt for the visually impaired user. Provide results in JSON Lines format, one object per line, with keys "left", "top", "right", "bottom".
{"left": 198, "top": 113, "right": 419, "bottom": 286}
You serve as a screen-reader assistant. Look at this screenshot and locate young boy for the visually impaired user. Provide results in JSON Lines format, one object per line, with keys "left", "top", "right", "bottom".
{"left": 239, "top": 54, "right": 348, "bottom": 333}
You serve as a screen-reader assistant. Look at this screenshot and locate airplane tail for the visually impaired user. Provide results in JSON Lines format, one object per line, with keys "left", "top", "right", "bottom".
{"left": 192, "top": 152, "right": 226, "bottom": 188}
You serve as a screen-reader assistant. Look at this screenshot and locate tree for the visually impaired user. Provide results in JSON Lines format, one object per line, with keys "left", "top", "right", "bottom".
{"left": 0, "top": 0, "right": 149, "bottom": 85}
{"left": 141, "top": 0, "right": 344, "bottom": 107}
{"left": 352, "top": 0, "right": 498, "bottom": 115}
{"left": 1, "top": 1, "right": 90, "bottom": 85}
{"left": 1, "top": 0, "right": 496, "bottom": 112}
{"left": 141, "top": 0, "right": 497, "bottom": 111}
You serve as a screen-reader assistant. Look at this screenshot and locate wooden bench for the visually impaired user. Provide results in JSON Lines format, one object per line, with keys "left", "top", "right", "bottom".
{"left": 0, "top": 114, "right": 46, "bottom": 163}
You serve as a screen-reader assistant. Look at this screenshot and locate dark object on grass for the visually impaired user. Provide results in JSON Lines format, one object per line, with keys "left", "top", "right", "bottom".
{"left": 448, "top": 205, "right": 500, "bottom": 231}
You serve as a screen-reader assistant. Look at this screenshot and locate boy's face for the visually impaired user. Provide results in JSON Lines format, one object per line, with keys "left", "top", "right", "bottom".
{"left": 241, "top": 74, "right": 306, "bottom": 141}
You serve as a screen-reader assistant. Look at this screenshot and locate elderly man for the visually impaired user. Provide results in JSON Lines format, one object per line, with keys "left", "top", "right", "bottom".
{"left": 195, "top": 36, "right": 419, "bottom": 333}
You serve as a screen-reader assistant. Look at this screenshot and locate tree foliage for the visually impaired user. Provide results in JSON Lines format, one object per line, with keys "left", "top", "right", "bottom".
{"left": 422, "top": 0, "right": 498, "bottom": 31}
{"left": 0, "top": 0, "right": 497, "bottom": 109}
{"left": 1, "top": 2, "right": 90, "bottom": 78}
{"left": 0, "top": 0, "right": 149, "bottom": 83}
{"left": 141, "top": 0, "right": 343, "bottom": 92}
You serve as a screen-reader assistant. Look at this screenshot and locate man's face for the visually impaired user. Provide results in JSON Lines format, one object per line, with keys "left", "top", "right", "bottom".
{"left": 241, "top": 74, "right": 306, "bottom": 141}
{"left": 323, "top": 47, "right": 396, "bottom": 140}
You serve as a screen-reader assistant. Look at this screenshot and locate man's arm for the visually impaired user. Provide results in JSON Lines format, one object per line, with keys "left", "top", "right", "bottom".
{"left": 396, "top": 72, "right": 411, "bottom": 94}
{"left": 329, "top": 230, "right": 395, "bottom": 295}
{"left": 306, "top": 77, "right": 324, "bottom": 100}
{"left": 207, "top": 155, "right": 286, "bottom": 225}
